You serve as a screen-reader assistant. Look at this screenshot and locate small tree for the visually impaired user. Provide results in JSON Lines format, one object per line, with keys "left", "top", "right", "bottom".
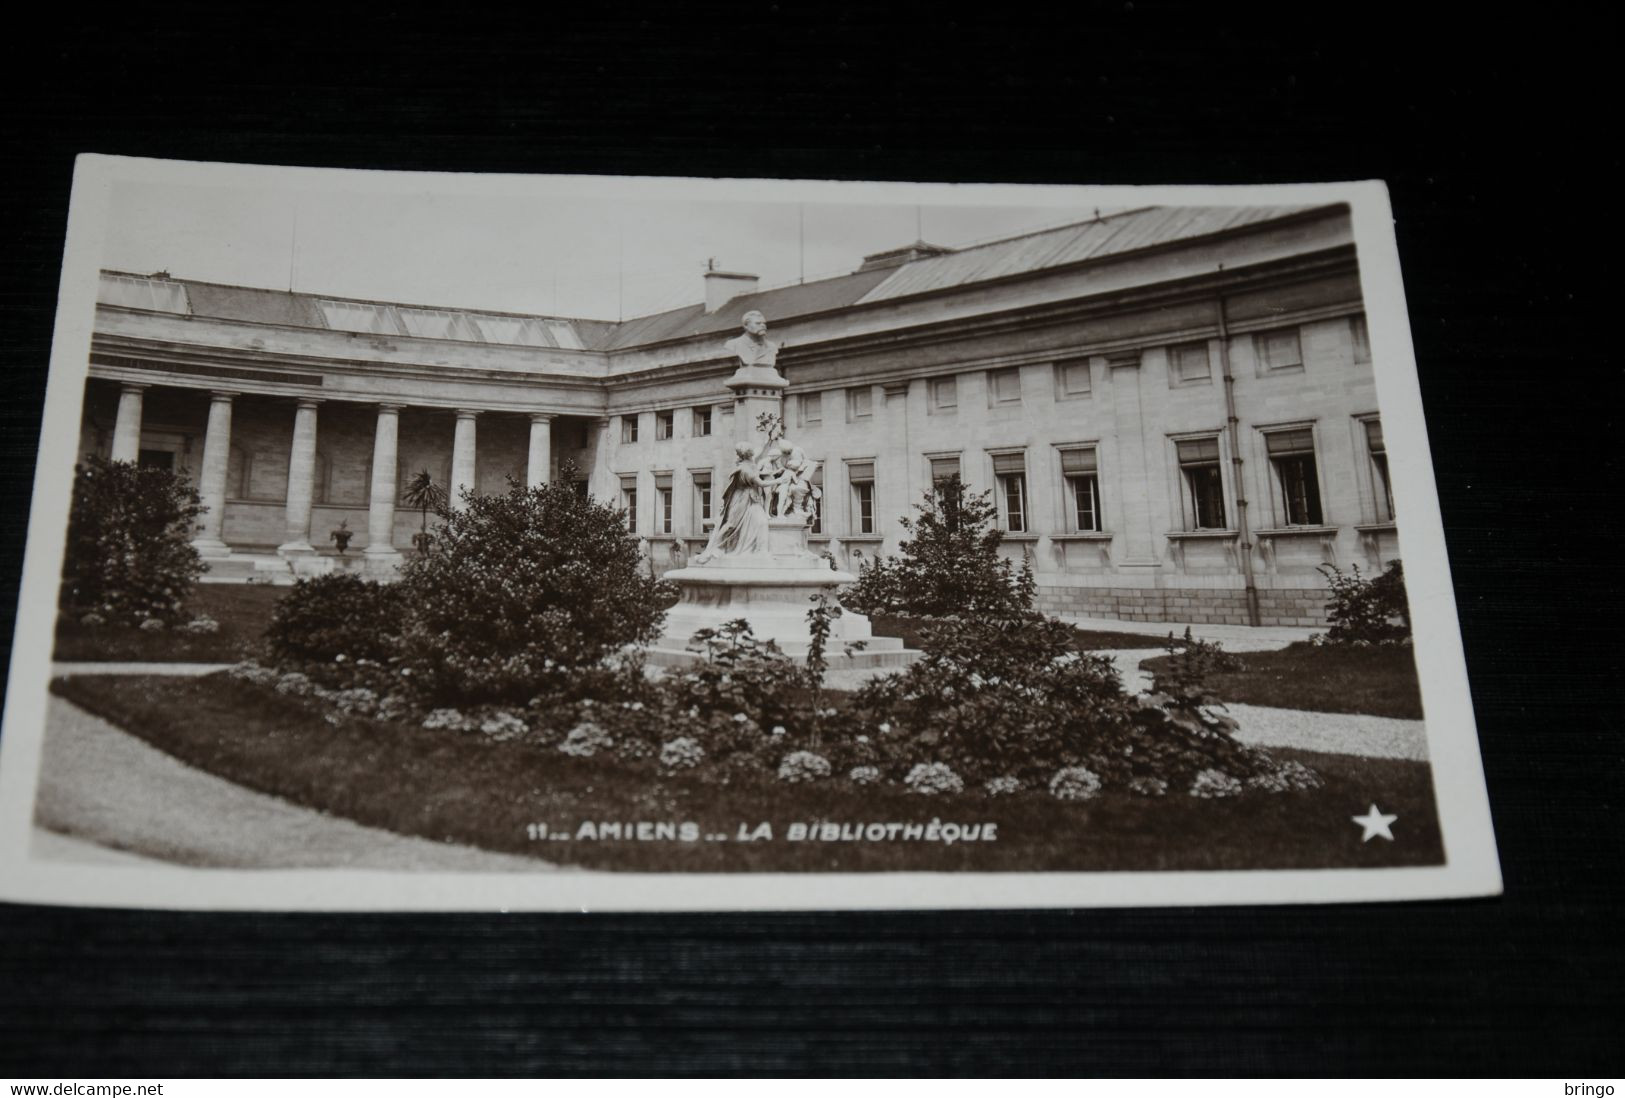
{"left": 1319, "top": 560, "right": 1410, "bottom": 644}
{"left": 61, "top": 457, "right": 205, "bottom": 624}
{"left": 393, "top": 475, "right": 676, "bottom": 705}
{"left": 843, "top": 474, "right": 1034, "bottom": 619}
{"left": 401, "top": 470, "right": 448, "bottom": 554}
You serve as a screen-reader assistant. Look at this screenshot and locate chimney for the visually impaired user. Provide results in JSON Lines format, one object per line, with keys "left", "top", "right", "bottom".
{"left": 704, "top": 268, "right": 759, "bottom": 313}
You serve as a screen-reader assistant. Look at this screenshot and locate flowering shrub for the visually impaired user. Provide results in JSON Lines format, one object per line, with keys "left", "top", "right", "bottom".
{"left": 184, "top": 615, "right": 220, "bottom": 635}
{"left": 273, "top": 671, "right": 315, "bottom": 697}
{"left": 674, "top": 619, "right": 809, "bottom": 734}
{"left": 1189, "top": 769, "right": 1244, "bottom": 798}
{"left": 265, "top": 574, "right": 407, "bottom": 686}
{"left": 421, "top": 708, "right": 473, "bottom": 732}
{"left": 61, "top": 457, "right": 205, "bottom": 625}
{"left": 848, "top": 765, "right": 882, "bottom": 785}
{"left": 326, "top": 687, "right": 380, "bottom": 718}
{"left": 843, "top": 475, "right": 1035, "bottom": 619}
{"left": 1128, "top": 776, "right": 1168, "bottom": 797}
{"left": 660, "top": 737, "right": 705, "bottom": 770}
{"left": 1048, "top": 766, "right": 1102, "bottom": 801}
{"left": 984, "top": 776, "right": 1022, "bottom": 797}
{"left": 1247, "top": 760, "right": 1323, "bottom": 793}
{"left": 227, "top": 660, "right": 279, "bottom": 687}
{"left": 904, "top": 762, "right": 964, "bottom": 795}
{"left": 79, "top": 612, "right": 106, "bottom": 627}
{"left": 139, "top": 618, "right": 166, "bottom": 632}
{"left": 394, "top": 477, "right": 675, "bottom": 706}
{"left": 1319, "top": 560, "right": 1410, "bottom": 645}
{"left": 777, "top": 750, "right": 831, "bottom": 783}
{"left": 478, "top": 710, "right": 529, "bottom": 742}
{"left": 559, "top": 721, "right": 613, "bottom": 757}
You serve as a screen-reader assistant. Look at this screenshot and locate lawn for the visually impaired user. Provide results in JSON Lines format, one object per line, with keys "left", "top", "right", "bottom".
{"left": 1140, "top": 641, "right": 1423, "bottom": 720}
{"left": 53, "top": 584, "right": 284, "bottom": 663}
{"left": 51, "top": 672, "right": 1444, "bottom": 873}
{"left": 870, "top": 614, "right": 1178, "bottom": 653}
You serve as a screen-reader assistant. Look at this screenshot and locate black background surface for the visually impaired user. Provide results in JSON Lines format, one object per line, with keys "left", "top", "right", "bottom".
{"left": 0, "top": 4, "right": 1618, "bottom": 1077}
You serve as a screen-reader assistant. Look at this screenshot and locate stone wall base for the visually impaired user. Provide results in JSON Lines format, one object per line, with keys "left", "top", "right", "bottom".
{"left": 1032, "top": 586, "right": 1328, "bottom": 627}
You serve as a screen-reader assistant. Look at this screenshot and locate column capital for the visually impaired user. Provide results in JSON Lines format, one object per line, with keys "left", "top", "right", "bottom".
{"left": 294, "top": 396, "right": 323, "bottom": 411}
{"left": 529, "top": 412, "right": 555, "bottom": 424}
{"left": 207, "top": 389, "right": 238, "bottom": 403}
{"left": 119, "top": 381, "right": 151, "bottom": 395}
{"left": 376, "top": 402, "right": 405, "bottom": 414}
{"left": 455, "top": 408, "right": 481, "bottom": 421}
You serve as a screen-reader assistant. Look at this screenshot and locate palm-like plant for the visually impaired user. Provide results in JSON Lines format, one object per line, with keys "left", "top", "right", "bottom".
{"left": 401, "top": 470, "right": 448, "bottom": 553}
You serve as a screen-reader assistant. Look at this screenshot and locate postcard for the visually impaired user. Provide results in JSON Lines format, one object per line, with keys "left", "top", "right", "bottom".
{"left": 0, "top": 155, "right": 1501, "bottom": 909}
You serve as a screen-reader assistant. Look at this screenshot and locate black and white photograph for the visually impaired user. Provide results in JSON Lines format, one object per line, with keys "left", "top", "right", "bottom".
{"left": 0, "top": 158, "right": 1499, "bottom": 910}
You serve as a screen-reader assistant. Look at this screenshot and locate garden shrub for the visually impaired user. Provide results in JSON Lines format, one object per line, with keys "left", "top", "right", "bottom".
{"left": 61, "top": 457, "right": 205, "bottom": 625}
{"left": 1319, "top": 560, "right": 1410, "bottom": 645}
{"left": 393, "top": 478, "right": 675, "bottom": 706}
{"left": 842, "top": 475, "right": 1035, "bottom": 619}
{"left": 265, "top": 573, "right": 408, "bottom": 685}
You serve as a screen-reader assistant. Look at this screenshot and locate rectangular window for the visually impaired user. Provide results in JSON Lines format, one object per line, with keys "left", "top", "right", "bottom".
{"left": 1170, "top": 341, "right": 1212, "bottom": 384}
{"left": 1256, "top": 327, "right": 1304, "bottom": 372}
{"left": 930, "top": 375, "right": 957, "bottom": 411}
{"left": 799, "top": 392, "right": 822, "bottom": 427}
{"left": 1364, "top": 418, "right": 1393, "bottom": 520}
{"left": 1265, "top": 428, "right": 1323, "bottom": 526}
{"left": 619, "top": 478, "right": 638, "bottom": 533}
{"left": 1352, "top": 314, "right": 1371, "bottom": 363}
{"left": 1176, "top": 437, "right": 1227, "bottom": 530}
{"left": 655, "top": 411, "right": 674, "bottom": 440}
{"left": 810, "top": 463, "right": 824, "bottom": 534}
{"left": 620, "top": 415, "right": 639, "bottom": 444}
{"left": 691, "top": 471, "right": 712, "bottom": 531}
{"left": 847, "top": 461, "right": 875, "bottom": 535}
{"left": 847, "top": 386, "right": 873, "bottom": 421}
{"left": 1060, "top": 448, "right": 1102, "bottom": 532}
{"left": 989, "top": 367, "right": 1022, "bottom": 405}
{"left": 1055, "top": 358, "right": 1092, "bottom": 398}
{"left": 991, "top": 452, "right": 1027, "bottom": 532}
{"left": 654, "top": 474, "right": 673, "bottom": 534}
{"left": 692, "top": 406, "right": 712, "bottom": 437}
{"left": 929, "top": 455, "right": 961, "bottom": 485}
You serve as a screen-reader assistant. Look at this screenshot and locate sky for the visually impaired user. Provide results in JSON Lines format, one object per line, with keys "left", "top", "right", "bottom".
{"left": 103, "top": 180, "right": 1123, "bottom": 321}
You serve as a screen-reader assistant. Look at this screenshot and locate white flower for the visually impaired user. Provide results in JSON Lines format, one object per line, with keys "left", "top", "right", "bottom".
{"left": 770, "top": 725, "right": 786, "bottom": 736}
{"left": 733, "top": 712, "right": 749, "bottom": 723}
{"left": 877, "top": 722, "right": 892, "bottom": 734}
{"left": 560, "top": 721, "right": 613, "bottom": 757}
{"left": 660, "top": 737, "right": 705, "bottom": 770}
{"left": 1189, "top": 768, "right": 1243, "bottom": 798}
{"left": 335, "top": 654, "right": 348, "bottom": 663}
{"left": 777, "top": 751, "right": 832, "bottom": 783}
{"left": 1049, "top": 767, "right": 1102, "bottom": 801}
{"left": 856, "top": 735, "right": 869, "bottom": 744}
{"left": 904, "top": 763, "right": 964, "bottom": 796}
{"left": 984, "top": 776, "right": 1022, "bottom": 797}
{"left": 1128, "top": 777, "right": 1168, "bottom": 797}
{"left": 849, "top": 765, "right": 882, "bottom": 785}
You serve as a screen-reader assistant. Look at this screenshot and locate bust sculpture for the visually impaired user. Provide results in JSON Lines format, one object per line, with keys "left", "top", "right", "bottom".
{"left": 723, "top": 310, "right": 780, "bottom": 369}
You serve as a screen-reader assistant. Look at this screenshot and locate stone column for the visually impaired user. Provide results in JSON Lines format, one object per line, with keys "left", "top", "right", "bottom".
{"left": 365, "top": 404, "right": 404, "bottom": 567}
{"left": 191, "top": 390, "right": 235, "bottom": 558}
{"left": 527, "top": 414, "right": 552, "bottom": 487}
{"left": 277, "top": 398, "right": 321, "bottom": 557}
{"left": 110, "top": 383, "right": 147, "bottom": 463}
{"left": 451, "top": 409, "right": 478, "bottom": 509}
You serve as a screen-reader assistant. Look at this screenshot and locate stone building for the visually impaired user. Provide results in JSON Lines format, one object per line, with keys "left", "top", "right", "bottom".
{"left": 78, "top": 202, "right": 1397, "bottom": 626}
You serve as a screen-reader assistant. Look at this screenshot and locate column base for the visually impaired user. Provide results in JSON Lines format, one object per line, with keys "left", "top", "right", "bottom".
{"left": 276, "top": 540, "right": 317, "bottom": 558}
{"left": 191, "top": 538, "right": 232, "bottom": 559}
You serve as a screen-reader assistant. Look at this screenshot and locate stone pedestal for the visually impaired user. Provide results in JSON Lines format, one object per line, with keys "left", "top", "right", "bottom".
{"left": 650, "top": 517, "right": 916, "bottom": 670}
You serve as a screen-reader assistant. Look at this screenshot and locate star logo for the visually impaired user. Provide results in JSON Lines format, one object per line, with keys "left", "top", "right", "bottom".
{"left": 1352, "top": 804, "right": 1398, "bottom": 842}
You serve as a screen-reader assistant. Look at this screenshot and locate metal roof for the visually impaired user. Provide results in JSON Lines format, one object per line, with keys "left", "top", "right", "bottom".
{"left": 96, "top": 205, "right": 1327, "bottom": 356}
{"left": 856, "top": 205, "right": 1318, "bottom": 304}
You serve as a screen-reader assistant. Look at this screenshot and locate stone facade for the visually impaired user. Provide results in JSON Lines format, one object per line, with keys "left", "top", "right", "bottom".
{"left": 78, "top": 204, "right": 1401, "bottom": 625}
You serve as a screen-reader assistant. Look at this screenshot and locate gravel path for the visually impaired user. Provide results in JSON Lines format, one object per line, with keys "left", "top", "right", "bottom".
{"left": 33, "top": 697, "right": 556, "bottom": 872}
{"left": 1107, "top": 649, "right": 1428, "bottom": 761}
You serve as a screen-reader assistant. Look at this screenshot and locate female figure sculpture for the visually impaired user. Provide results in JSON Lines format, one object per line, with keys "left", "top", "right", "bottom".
{"left": 695, "top": 442, "right": 779, "bottom": 563}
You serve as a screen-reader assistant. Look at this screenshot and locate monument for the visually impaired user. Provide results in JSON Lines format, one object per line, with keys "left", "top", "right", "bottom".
{"left": 648, "top": 311, "right": 916, "bottom": 670}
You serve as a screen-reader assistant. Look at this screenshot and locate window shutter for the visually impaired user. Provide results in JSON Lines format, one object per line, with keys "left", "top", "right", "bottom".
{"left": 846, "top": 461, "right": 874, "bottom": 481}
{"left": 929, "top": 457, "right": 960, "bottom": 480}
{"left": 1177, "top": 438, "right": 1221, "bottom": 463}
{"left": 1364, "top": 419, "right": 1384, "bottom": 451}
{"left": 1060, "top": 448, "right": 1097, "bottom": 474}
{"left": 991, "top": 452, "right": 1026, "bottom": 475}
{"left": 1265, "top": 428, "right": 1315, "bottom": 455}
